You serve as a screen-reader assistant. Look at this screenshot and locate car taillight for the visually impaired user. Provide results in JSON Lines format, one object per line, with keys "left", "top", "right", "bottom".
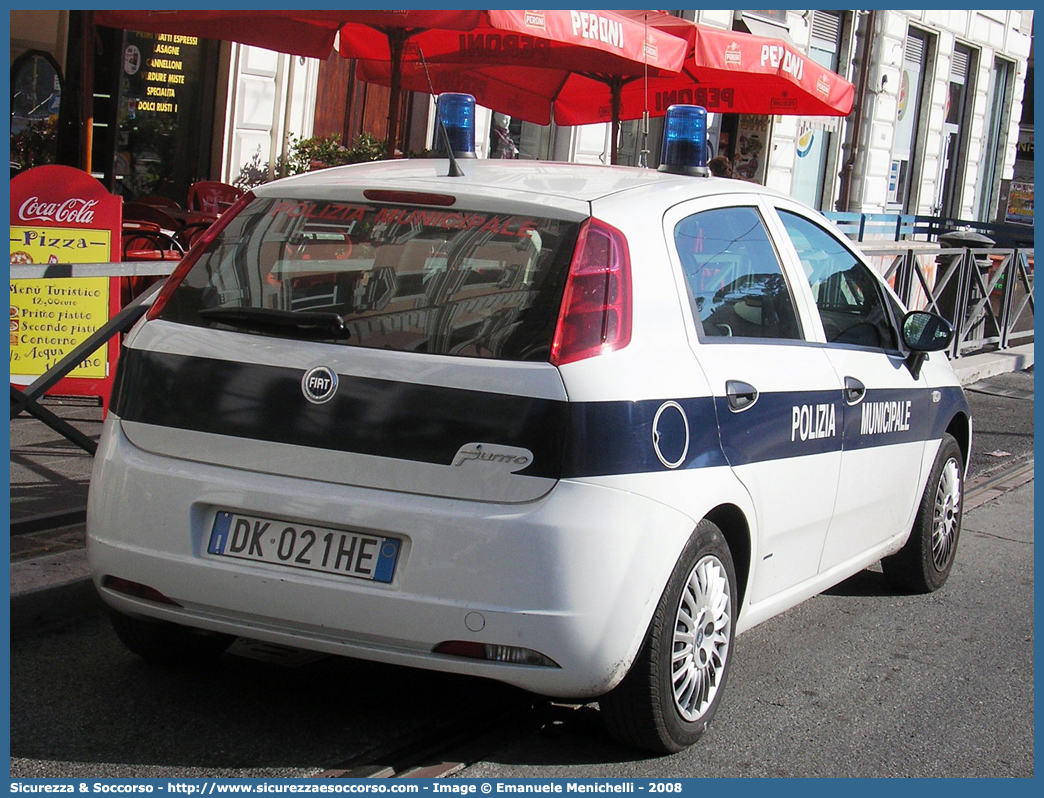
{"left": 550, "top": 217, "right": 632, "bottom": 366}
{"left": 145, "top": 190, "right": 256, "bottom": 320}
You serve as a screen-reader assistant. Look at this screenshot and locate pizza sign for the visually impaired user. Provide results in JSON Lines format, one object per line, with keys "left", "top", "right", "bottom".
{"left": 10, "top": 165, "right": 123, "bottom": 410}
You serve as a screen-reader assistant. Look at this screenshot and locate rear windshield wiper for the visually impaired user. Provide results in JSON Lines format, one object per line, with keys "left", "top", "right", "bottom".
{"left": 197, "top": 307, "right": 351, "bottom": 339}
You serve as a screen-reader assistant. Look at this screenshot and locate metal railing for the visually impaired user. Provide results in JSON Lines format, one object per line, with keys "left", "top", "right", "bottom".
{"left": 863, "top": 244, "right": 1034, "bottom": 359}
{"left": 823, "top": 211, "right": 1034, "bottom": 248}
{"left": 10, "top": 262, "right": 172, "bottom": 453}
{"left": 822, "top": 212, "right": 915, "bottom": 241}
{"left": 822, "top": 210, "right": 1034, "bottom": 359}
{"left": 910, "top": 215, "right": 1034, "bottom": 249}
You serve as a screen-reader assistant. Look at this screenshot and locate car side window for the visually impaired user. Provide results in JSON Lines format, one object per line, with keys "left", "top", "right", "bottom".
{"left": 674, "top": 206, "right": 803, "bottom": 341}
{"left": 777, "top": 210, "right": 899, "bottom": 350}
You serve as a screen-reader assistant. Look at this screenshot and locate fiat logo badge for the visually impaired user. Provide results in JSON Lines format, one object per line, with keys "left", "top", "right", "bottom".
{"left": 302, "top": 366, "right": 338, "bottom": 404}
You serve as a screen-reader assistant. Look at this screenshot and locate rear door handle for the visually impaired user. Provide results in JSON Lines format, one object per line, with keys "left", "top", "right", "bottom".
{"left": 726, "top": 380, "right": 759, "bottom": 412}
{"left": 844, "top": 376, "right": 866, "bottom": 405}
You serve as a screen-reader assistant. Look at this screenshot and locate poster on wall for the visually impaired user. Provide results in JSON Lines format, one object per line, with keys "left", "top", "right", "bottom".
{"left": 733, "top": 114, "right": 770, "bottom": 184}
{"left": 1005, "top": 181, "right": 1034, "bottom": 226}
{"left": 10, "top": 164, "right": 122, "bottom": 408}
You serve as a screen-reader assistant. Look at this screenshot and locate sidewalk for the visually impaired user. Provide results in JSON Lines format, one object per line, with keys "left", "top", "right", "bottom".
{"left": 8, "top": 344, "right": 1034, "bottom": 636}
{"left": 10, "top": 398, "right": 104, "bottom": 634}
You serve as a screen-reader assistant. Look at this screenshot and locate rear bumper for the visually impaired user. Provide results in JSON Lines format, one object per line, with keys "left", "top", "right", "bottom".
{"left": 87, "top": 419, "right": 696, "bottom": 697}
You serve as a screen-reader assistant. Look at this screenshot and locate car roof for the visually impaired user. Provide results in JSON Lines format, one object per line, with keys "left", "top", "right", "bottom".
{"left": 254, "top": 158, "right": 782, "bottom": 206}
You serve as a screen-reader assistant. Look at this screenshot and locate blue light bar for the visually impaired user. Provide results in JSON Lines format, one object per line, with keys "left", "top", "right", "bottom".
{"left": 435, "top": 93, "right": 477, "bottom": 159}
{"left": 658, "top": 105, "right": 710, "bottom": 177}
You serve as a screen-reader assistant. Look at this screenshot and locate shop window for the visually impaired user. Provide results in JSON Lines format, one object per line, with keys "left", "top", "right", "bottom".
{"left": 10, "top": 50, "right": 63, "bottom": 176}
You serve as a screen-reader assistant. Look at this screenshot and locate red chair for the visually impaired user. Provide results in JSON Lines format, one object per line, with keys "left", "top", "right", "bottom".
{"left": 122, "top": 229, "right": 184, "bottom": 261}
{"left": 121, "top": 229, "right": 184, "bottom": 304}
{"left": 124, "top": 202, "right": 181, "bottom": 232}
{"left": 121, "top": 219, "right": 161, "bottom": 233}
{"left": 136, "top": 195, "right": 183, "bottom": 210}
{"left": 175, "top": 219, "right": 217, "bottom": 250}
{"left": 187, "top": 181, "right": 244, "bottom": 215}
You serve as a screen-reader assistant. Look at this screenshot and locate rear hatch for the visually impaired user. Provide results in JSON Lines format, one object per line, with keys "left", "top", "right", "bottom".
{"left": 115, "top": 184, "right": 590, "bottom": 503}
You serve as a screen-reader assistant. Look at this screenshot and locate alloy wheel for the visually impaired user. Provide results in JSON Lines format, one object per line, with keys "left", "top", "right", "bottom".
{"left": 932, "top": 457, "right": 962, "bottom": 570}
{"left": 672, "top": 554, "right": 732, "bottom": 721}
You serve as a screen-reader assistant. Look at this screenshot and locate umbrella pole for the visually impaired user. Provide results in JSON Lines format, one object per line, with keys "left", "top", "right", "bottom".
{"left": 385, "top": 30, "right": 406, "bottom": 158}
{"left": 609, "top": 77, "right": 622, "bottom": 166}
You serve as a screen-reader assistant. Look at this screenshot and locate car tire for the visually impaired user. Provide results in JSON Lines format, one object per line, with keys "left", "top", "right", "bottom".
{"left": 110, "top": 610, "right": 235, "bottom": 664}
{"left": 882, "top": 432, "right": 964, "bottom": 593}
{"left": 599, "top": 519, "right": 736, "bottom": 754}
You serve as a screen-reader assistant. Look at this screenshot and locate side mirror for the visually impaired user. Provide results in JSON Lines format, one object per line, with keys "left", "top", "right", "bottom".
{"left": 902, "top": 311, "right": 954, "bottom": 379}
{"left": 903, "top": 311, "right": 954, "bottom": 352}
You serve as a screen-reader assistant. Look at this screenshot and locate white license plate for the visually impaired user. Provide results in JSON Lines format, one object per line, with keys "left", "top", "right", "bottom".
{"left": 207, "top": 512, "right": 399, "bottom": 583}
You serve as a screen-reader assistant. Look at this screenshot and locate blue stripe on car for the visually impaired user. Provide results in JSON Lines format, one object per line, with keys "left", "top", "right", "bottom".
{"left": 112, "top": 349, "right": 570, "bottom": 479}
{"left": 113, "top": 349, "right": 968, "bottom": 481}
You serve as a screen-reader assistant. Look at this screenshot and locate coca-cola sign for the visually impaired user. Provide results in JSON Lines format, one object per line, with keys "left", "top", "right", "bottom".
{"left": 18, "top": 197, "right": 99, "bottom": 225}
{"left": 11, "top": 164, "right": 129, "bottom": 259}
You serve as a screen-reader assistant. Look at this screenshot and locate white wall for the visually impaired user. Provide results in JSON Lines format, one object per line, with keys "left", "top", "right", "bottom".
{"left": 10, "top": 10, "right": 68, "bottom": 72}
{"left": 844, "top": 10, "right": 1032, "bottom": 217}
{"left": 221, "top": 44, "right": 320, "bottom": 184}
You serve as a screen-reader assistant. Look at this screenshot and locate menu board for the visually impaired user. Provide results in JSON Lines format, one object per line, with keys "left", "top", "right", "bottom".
{"left": 116, "top": 30, "right": 210, "bottom": 201}
{"left": 10, "top": 165, "right": 122, "bottom": 407}
{"left": 10, "top": 237, "right": 112, "bottom": 380}
{"left": 124, "top": 32, "right": 198, "bottom": 117}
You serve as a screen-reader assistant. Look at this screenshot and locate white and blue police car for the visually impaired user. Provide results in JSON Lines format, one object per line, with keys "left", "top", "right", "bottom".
{"left": 87, "top": 97, "right": 971, "bottom": 753}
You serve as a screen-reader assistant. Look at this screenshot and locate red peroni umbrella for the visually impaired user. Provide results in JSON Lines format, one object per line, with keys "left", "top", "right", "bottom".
{"left": 332, "top": 10, "right": 688, "bottom": 158}
{"left": 95, "top": 10, "right": 689, "bottom": 159}
{"left": 357, "top": 14, "right": 854, "bottom": 162}
{"left": 354, "top": 9, "right": 694, "bottom": 165}
{"left": 559, "top": 22, "right": 856, "bottom": 123}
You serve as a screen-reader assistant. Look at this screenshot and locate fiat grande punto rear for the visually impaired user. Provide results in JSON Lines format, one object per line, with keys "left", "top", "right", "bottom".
{"left": 88, "top": 104, "right": 970, "bottom": 754}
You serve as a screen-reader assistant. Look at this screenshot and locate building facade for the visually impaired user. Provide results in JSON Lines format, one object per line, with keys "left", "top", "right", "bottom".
{"left": 838, "top": 9, "right": 1033, "bottom": 224}
{"left": 536, "top": 9, "right": 1033, "bottom": 226}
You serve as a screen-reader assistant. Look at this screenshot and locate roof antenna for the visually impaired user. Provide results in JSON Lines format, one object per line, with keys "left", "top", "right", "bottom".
{"left": 639, "top": 13, "right": 651, "bottom": 169}
{"left": 418, "top": 47, "right": 464, "bottom": 178}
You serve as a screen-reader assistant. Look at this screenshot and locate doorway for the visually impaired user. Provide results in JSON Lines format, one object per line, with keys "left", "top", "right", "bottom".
{"left": 888, "top": 28, "right": 932, "bottom": 213}
{"left": 936, "top": 44, "right": 977, "bottom": 219}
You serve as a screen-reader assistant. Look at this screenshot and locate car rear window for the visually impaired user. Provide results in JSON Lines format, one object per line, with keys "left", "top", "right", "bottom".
{"left": 159, "top": 197, "right": 581, "bottom": 361}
